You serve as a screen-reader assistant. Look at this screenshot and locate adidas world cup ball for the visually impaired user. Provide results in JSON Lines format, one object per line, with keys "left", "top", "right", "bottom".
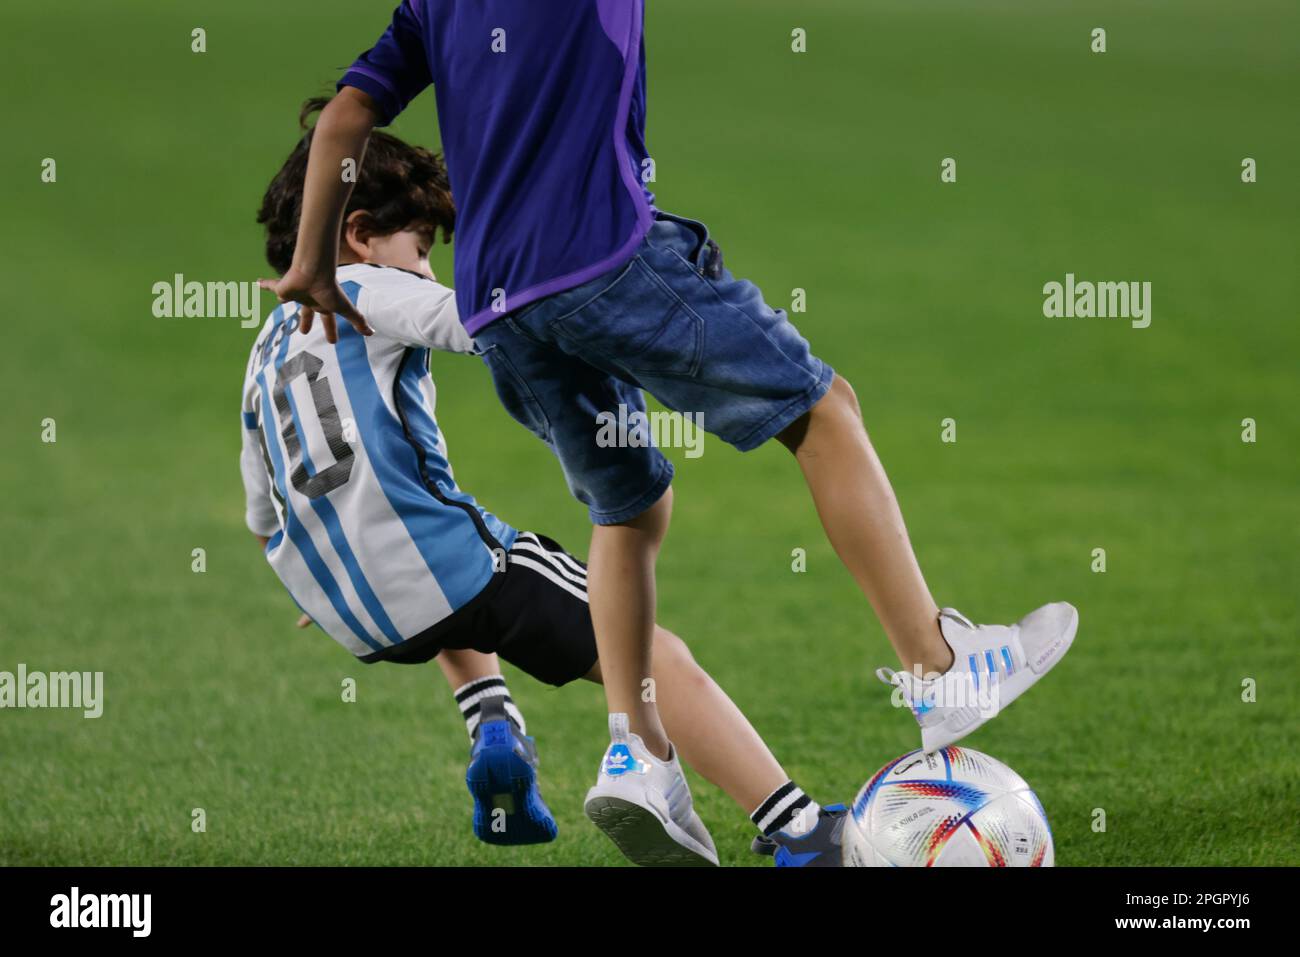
{"left": 844, "top": 746, "right": 1053, "bottom": 867}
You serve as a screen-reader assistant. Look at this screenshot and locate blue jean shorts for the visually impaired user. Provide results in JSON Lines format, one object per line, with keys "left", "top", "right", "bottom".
{"left": 472, "top": 212, "right": 834, "bottom": 525}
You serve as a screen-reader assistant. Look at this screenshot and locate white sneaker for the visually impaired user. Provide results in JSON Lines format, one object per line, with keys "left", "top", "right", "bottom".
{"left": 877, "top": 603, "right": 1078, "bottom": 753}
{"left": 583, "top": 714, "right": 718, "bottom": 867}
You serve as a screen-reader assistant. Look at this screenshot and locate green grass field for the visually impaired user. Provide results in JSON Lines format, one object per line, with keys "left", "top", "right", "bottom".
{"left": 1, "top": 0, "right": 1297, "bottom": 866}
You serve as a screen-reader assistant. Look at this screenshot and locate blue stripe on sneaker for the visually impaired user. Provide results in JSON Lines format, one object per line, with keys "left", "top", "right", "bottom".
{"left": 775, "top": 849, "right": 821, "bottom": 868}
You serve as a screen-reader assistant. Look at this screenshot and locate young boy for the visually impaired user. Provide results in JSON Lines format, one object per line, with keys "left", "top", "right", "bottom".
{"left": 263, "top": 2, "right": 1078, "bottom": 865}
{"left": 245, "top": 102, "right": 843, "bottom": 866}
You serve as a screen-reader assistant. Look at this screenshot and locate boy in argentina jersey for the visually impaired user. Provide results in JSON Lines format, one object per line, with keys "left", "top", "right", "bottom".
{"left": 264, "top": 0, "right": 1079, "bottom": 867}
{"left": 242, "top": 102, "right": 839, "bottom": 866}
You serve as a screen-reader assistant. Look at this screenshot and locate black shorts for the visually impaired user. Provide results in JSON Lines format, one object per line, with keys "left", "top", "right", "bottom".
{"left": 360, "top": 531, "right": 598, "bottom": 687}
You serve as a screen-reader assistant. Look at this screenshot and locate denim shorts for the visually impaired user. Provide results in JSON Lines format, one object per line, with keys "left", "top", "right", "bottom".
{"left": 472, "top": 212, "right": 834, "bottom": 525}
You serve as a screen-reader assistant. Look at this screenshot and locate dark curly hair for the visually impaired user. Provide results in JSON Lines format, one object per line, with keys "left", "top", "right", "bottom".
{"left": 257, "top": 97, "right": 455, "bottom": 275}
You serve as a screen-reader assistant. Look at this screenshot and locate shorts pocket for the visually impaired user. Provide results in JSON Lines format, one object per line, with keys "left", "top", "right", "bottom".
{"left": 550, "top": 257, "right": 704, "bottom": 379}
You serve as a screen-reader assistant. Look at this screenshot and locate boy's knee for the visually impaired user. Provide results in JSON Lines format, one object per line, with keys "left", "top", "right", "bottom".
{"left": 777, "top": 374, "right": 863, "bottom": 452}
{"left": 823, "top": 374, "right": 862, "bottom": 422}
{"left": 654, "top": 627, "right": 693, "bottom": 666}
{"left": 595, "top": 485, "right": 673, "bottom": 552}
{"left": 653, "top": 628, "right": 707, "bottom": 687}
{"left": 623, "top": 483, "right": 673, "bottom": 530}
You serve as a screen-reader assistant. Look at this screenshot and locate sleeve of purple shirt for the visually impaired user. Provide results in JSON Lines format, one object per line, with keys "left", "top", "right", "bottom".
{"left": 337, "top": 1, "right": 431, "bottom": 126}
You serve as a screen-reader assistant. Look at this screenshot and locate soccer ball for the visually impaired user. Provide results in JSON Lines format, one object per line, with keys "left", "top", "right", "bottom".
{"left": 843, "top": 746, "right": 1053, "bottom": 867}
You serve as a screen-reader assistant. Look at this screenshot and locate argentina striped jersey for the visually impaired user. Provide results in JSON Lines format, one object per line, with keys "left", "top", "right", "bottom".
{"left": 239, "top": 263, "right": 517, "bottom": 658}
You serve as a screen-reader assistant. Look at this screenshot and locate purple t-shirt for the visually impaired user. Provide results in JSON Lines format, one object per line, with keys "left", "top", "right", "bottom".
{"left": 340, "top": 0, "right": 654, "bottom": 334}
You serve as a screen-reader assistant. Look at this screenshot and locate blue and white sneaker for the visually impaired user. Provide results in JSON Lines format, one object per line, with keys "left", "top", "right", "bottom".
{"left": 752, "top": 804, "right": 848, "bottom": 867}
{"left": 584, "top": 714, "right": 718, "bottom": 867}
{"left": 877, "top": 603, "right": 1078, "bottom": 753}
{"left": 466, "top": 696, "right": 557, "bottom": 845}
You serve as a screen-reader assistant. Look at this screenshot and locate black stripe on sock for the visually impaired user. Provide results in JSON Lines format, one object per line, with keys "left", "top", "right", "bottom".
{"left": 455, "top": 677, "right": 507, "bottom": 705}
{"left": 751, "top": 781, "right": 797, "bottom": 825}
{"left": 763, "top": 794, "right": 812, "bottom": 837}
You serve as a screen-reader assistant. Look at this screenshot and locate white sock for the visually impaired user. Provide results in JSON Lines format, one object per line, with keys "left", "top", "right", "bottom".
{"left": 453, "top": 676, "right": 525, "bottom": 739}
{"left": 751, "top": 780, "right": 822, "bottom": 837}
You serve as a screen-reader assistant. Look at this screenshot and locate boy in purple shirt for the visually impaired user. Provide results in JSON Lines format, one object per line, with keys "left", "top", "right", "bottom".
{"left": 264, "top": 0, "right": 1078, "bottom": 866}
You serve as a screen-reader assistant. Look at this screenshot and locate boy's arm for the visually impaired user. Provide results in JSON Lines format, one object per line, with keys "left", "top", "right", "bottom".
{"left": 250, "top": 533, "right": 312, "bottom": 629}
{"left": 259, "top": 87, "right": 381, "bottom": 344}
{"left": 405, "top": 284, "right": 474, "bottom": 354}
{"left": 244, "top": 423, "right": 312, "bottom": 626}
{"left": 367, "top": 274, "right": 474, "bottom": 354}
{"left": 264, "top": 2, "right": 433, "bottom": 341}
{"left": 240, "top": 413, "right": 280, "bottom": 540}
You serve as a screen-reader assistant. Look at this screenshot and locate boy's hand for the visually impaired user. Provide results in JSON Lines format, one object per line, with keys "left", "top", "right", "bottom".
{"left": 259, "top": 269, "right": 373, "bottom": 344}
{"left": 295, "top": 613, "right": 313, "bottom": 629}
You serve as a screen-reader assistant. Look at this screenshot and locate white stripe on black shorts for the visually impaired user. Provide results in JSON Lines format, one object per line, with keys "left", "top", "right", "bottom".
{"left": 507, "top": 531, "right": 589, "bottom": 601}
{"left": 362, "top": 531, "right": 598, "bottom": 686}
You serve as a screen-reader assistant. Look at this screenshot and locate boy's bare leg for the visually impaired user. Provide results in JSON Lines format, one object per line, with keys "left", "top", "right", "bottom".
{"left": 584, "top": 626, "right": 790, "bottom": 814}
{"left": 435, "top": 648, "right": 501, "bottom": 689}
{"left": 435, "top": 649, "right": 532, "bottom": 742}
{"left": 586, "top": 487, "right": 674, "bottom": 760}
{"left": 777, "top": 374, "right": 951, "bottom": 675}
